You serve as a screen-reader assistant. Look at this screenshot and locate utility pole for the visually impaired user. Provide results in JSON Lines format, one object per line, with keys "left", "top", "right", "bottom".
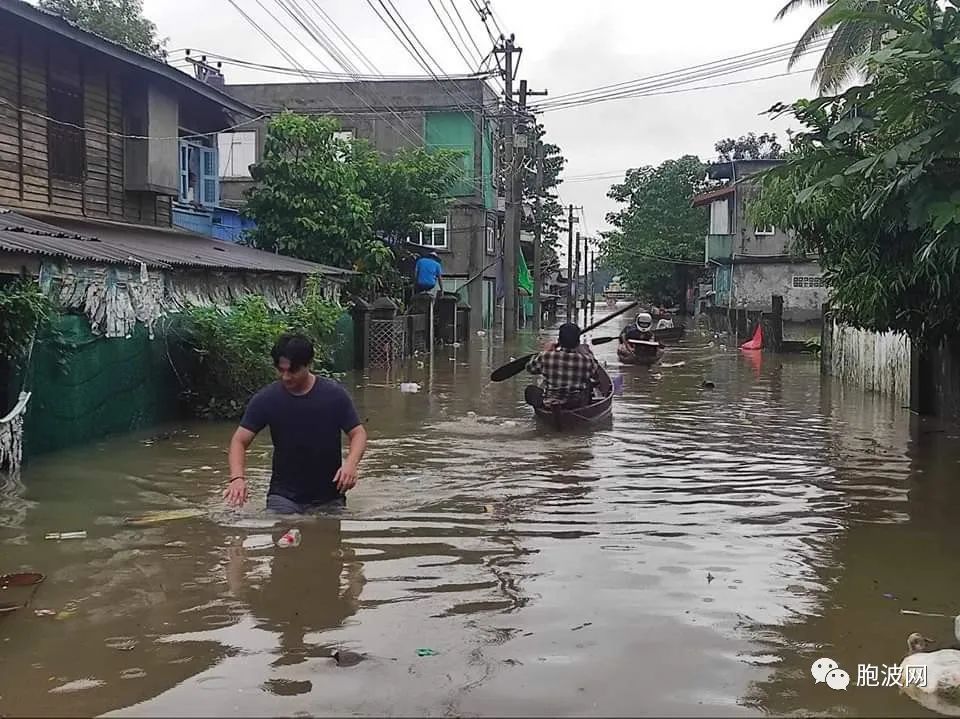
{"left": 582, "top": 232, "right": 590, "bottom": 311}
{"left": 590, "top": 247, "right": 596, "bottom": 310}
{"left": 565, "top": 204, "right": 578, "bottom": 318}
{"left": 532, "top": 140, "right": 544, "bottom": 332}
{"left": 496, "top": 34, "right": 546, "bottom": 339}
{"left": 574, "top": 231, "right": 582, "bottom": 322}
{"left": 496, "top": 35, "right": 518, "bottom": 340}
{"left": 567, "top": 205, "right": 573, "bottom": 322}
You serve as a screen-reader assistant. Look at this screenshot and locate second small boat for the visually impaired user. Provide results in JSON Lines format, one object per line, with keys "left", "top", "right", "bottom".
{"left": 617, "top": 338, "right": 663, "bottom": 366}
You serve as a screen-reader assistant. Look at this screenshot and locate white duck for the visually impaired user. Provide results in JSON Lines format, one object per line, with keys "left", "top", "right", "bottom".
{"left": 898, "top": 618, "right": 960, "bottom": 716}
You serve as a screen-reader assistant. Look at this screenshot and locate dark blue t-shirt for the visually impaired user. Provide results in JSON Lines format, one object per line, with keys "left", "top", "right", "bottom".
{"left": 240, "top": 377, "right": 361, "bottom": 505}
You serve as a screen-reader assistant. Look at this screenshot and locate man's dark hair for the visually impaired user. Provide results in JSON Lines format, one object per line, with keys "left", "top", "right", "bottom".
{"left": 557, "top": 322, "right": 581, "bottom": 350}
{"left": 271, "top": 333, "right": 315, "bottom": 370}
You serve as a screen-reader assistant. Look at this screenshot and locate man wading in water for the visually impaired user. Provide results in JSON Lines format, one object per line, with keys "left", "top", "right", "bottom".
{"left": 224, "top": 333, "right": 367, "bottom": 514}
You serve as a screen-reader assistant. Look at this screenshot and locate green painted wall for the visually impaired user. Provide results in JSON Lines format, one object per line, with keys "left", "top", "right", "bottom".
{"left": 330, "top": 311, "right": 354, "bottom": 372}
{"left": 482, "top": 122, "right": 494, "bottom": 209}
{"left": 21, "top": 315, "right": 180, "bottom": 459}
{"left": 425, "top": 111, "right": 475, "bottom": 198}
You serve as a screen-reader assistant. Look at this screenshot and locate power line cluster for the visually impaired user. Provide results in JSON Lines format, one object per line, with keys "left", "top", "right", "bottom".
{"left": 218, "top": 0, "right": 507, "bottom": 199}
{"left": 529, "top": 39, "right": 829, "bottom": 114}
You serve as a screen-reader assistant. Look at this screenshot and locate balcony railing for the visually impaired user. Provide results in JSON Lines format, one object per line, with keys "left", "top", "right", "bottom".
{"left": 705, "top": 234, "right": 733, "bottom": 263}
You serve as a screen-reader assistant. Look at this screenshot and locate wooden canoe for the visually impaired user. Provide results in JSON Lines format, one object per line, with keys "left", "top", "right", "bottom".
{"left": 653, "top": 325, "right": 685, "bottom": 343}
{"left": 618, "top": 339, "right": 663, "bottom": 366}
{"left": 532, "top": 367, "right": 614, "bottom": 430}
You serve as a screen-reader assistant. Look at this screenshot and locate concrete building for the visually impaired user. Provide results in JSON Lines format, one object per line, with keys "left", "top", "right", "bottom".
{"left": 693, "top": 159, "right": 828, "bottom": 341}
{"left": 221, "top": 79, "right": 501, "bottom": 329}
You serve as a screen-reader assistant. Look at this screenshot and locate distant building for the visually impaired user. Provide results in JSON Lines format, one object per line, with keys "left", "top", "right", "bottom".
{"left": 693, "top": 159, "right": 828, "bottom": 340}
{"left": 220, "top": 79, "right": 502, "bottom": 329}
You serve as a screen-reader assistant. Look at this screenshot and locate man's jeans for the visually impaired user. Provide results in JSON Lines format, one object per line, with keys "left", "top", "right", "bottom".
{"left": 266, "top": 494, "right": 346, "bottom": 515}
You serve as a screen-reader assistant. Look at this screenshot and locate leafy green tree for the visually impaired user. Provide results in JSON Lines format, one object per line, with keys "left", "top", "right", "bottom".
{"left": 243, "top": 112, "right": 463, "bottom": 299}
{"left": 776, "top": 0, "right": 932, "bottom": 92}
{"left": 38, "top": 0, "right": 166, "bottom": 59}
{"left": 601, "top": 156, "right": 711, "bottom": 302}
{"left": 245, "top": 113, "right": 374, "bottom": 272}
{"left": 752, "top": 0, "right": 960, "bottom": 346}
{"left": 715, "top": 132, "right": 783, "bottom": 162}
{"left": 352, "top": 142, "right": 463, "bottom": 239}
{"left": 522, "top": 124, "right": 567, "bottom": 249}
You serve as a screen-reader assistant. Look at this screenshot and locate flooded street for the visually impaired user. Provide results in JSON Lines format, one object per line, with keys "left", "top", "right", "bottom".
{"left": 2, "top": 311, "right": 960, "bottom": 717}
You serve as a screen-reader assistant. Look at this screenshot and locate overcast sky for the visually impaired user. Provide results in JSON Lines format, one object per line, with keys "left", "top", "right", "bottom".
{"left": 145, "top": 0, "right": 821, "bottom": 235}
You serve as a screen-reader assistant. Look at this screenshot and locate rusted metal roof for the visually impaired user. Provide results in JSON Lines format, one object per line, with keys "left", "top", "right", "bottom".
{"left": 691, "top": 185, "right": 736, "bottom": 207}
{"left": 0, "top": 209, "right": 353, "bottom": 277}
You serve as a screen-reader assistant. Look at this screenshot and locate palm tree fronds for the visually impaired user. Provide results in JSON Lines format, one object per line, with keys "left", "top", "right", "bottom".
{"left": 776, "top": 0, "right": 829, "bottom": 22}
{"left": 788, "top": 5, "right": 838, "bottom": 68}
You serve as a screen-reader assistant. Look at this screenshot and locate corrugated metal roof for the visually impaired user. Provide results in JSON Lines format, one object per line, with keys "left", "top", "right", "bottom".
{"left": 0, "top": 209, "right": 353, "bottom": 277}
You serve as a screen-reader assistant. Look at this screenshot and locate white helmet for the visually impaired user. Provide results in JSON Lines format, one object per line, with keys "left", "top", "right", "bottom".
{"left": 635, "top": 312, "right": 653, "bottom": 330}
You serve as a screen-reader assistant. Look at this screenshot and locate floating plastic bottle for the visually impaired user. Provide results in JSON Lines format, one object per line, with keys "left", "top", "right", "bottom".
{"left": 277, "top": 528, "right": 301, "bottom": 548}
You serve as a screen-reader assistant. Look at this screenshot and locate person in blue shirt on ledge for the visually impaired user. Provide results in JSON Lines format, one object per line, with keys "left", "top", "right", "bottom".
{"left": 413, "top": 251, "right": 443, "bottom": 297}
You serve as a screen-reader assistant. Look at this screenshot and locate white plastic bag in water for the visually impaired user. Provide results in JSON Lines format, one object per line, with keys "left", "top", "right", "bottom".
{"left": 400, "top": 382, "right": 421, "bottom": 393}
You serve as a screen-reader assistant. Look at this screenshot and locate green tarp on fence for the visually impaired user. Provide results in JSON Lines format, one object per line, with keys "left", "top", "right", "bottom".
{"left": 21, "top": 315, "right": 181, "bottom": 458}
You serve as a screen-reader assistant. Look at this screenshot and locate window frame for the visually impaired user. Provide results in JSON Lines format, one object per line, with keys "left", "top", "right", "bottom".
{"left": 46, "top": 79, "right": 86, "bottom": 183}
{"left": 755, "top": 224, "right": 775, "bottom": 236}
{"left": 410, "top": 219, "right": 448, "bottom": 249}
{"left": 792, "top": 275, "right": 824, "bottom": 289}
{"left": 178, "top": 136, "right": 219, "bottom": 208}
{"left": 485, "top": 225, "right": 495, "bottom": 254}
{"left": 218, "top": 131, "right": 257, "bottom": 178}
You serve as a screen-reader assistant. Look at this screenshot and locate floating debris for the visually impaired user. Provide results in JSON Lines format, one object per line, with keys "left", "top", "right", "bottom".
{"left": 34, "top": 609, "right": 56, "bottom": 617}
{"left": 49, "top": 678, "right": 105, "bottom": 694}
{"left": 416, "top": 648, "right": 439, "bottom": 657}
{"left": 476, "top": 330, "right": 486, "bottom": 337}
{"left": 125, "top": 508, "right": 204, "bottom": 526}
{"left": 1, "top": 572, "right": 44, "bottom": 588}
{"left": 276, "top": 528, "right": 301, "bottom": 548}
{"left": 242, "top": 535, "right": 274, "bottom": 551}
{"left": 399, "top": 383, "right": 421, "bottom": 394}
{"left": 661, "top": 361, "right": 686, "bottom": 368}
{"left": 45, "top": 531, "right": 86, "bottom": 540}
{"left": 104, "top": 637, "right": 138, "bottom": 651}
{"left": 332, "top": 649, "right": 365, "bottom": 667}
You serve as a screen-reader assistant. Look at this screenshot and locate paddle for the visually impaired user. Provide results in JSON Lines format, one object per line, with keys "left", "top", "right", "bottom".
{"left": 490, "top": 301, "right": 640, "bottom": 382}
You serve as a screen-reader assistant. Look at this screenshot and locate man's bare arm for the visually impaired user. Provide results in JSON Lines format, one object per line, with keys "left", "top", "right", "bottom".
{"left": 334, "top": 425, "right": 368, "bottom": 493}
{"left": 224, "top": 427, "right": 257, "bottom": 506}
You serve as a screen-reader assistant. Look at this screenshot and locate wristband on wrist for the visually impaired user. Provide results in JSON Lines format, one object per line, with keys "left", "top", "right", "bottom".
{"left": 230, "top": 475, "right": 245, "bottom": 482}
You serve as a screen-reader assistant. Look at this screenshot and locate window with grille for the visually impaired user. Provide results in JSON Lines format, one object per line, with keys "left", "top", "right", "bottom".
{"left": 485, "top": 225, "right": 495, "bottom": 254}
{"left": 792, "top": 275, "right": 824, "bottom": 288}
{"left": 755, "top": 224, "right": 775, "bottom": 236}
{"left": 47, "top": 81, "right": 85, "bottom": 182}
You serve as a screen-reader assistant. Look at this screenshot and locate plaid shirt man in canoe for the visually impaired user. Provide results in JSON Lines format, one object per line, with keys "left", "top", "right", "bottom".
{"left": 524, "top": 323, "right": 601, "bottom": 409}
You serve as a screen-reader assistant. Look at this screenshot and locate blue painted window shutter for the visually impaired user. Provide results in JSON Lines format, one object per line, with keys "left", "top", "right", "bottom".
{"left": 201, "top": 146, "right": 218, "bottom": 207}
{"left": 179, "top": 142, "right": 189, "bottom": 202}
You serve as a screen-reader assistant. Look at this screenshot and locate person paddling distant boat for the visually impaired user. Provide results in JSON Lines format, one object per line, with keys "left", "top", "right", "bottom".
{"left": 224, "top": 333, "right": 368, "bottom": 514}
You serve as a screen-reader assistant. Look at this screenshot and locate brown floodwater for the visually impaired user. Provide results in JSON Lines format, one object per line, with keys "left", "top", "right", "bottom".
{"left": 2, "top": 307, "right": 960, "bottom": 717}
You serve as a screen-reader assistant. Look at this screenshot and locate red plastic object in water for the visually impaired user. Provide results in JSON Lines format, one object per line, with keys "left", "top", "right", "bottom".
{"left": 740, "top": 324, "right": 763, "bottom": 350}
